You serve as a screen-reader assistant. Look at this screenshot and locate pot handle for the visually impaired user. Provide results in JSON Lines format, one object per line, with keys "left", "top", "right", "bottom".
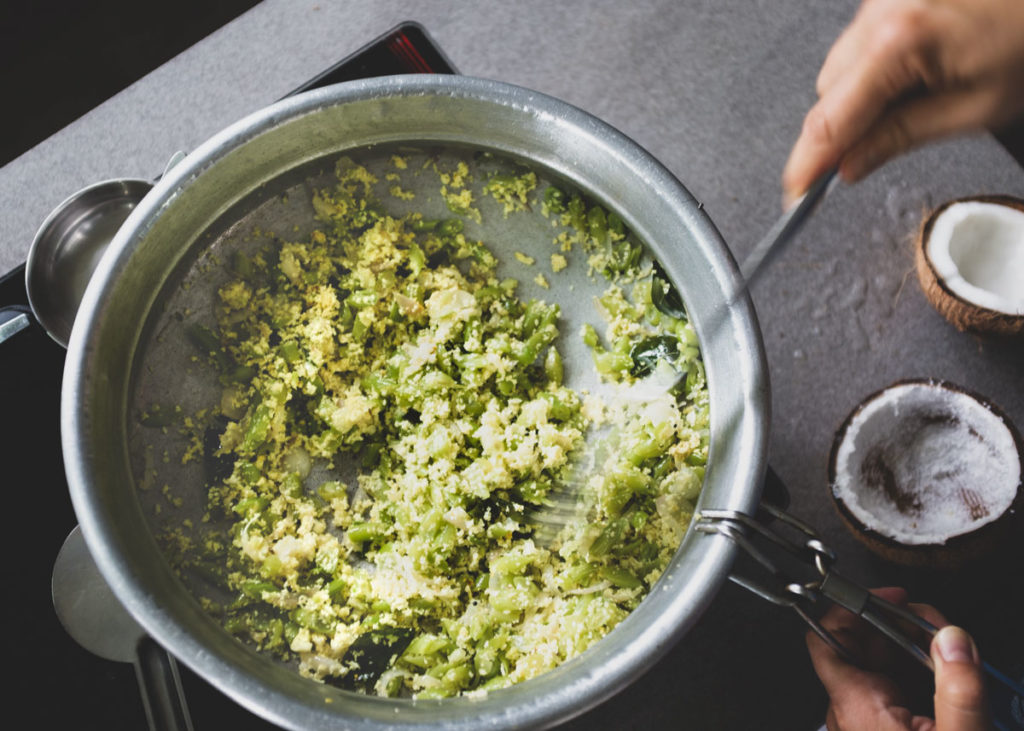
{"left": 762, "top": 464, "right": 790, "bottom": 512}
{"left": 135, "top": 636, "right": 194, "bottom": 731}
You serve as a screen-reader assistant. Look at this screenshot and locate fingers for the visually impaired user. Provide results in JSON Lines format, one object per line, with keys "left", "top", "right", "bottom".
{"left": 931, "top": 626, "right": 990, "bottom": 731}
{"left": 786, "top": 0, "right": 1024, "bottom": 203}
{"left": 782, "top": 63, "right": 898, "bottom": 202}
{"left": 807, "top": 624, "right": 870, "bottom": 703}
{"left": 840, "top": 85, "right": 1007, "bottom": 181}
{"left": 808, "top": 589, "right": 988, "bottom": 731}
{"left": 783, "top": 1, "right": 945, "bottom": 202}
{"left": 815, "top": 0, "right": 878, "bottom": 96}
{"left": 806, "top": 587, "right": 910, "bottom": 711}
{"left": 783, "top": 4, "right": 937, "bottom": 201}
{"left": 807, "top": 588, "right": 907, "bottom": 678}
{"left": 906, "top": 602, "right": 947, "bottom": 632}
{"left": 868, "top": 586, "right": 910, "bottom": 606}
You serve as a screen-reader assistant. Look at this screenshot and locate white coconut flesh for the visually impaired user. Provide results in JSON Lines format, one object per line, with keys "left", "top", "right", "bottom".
{"left": 926, "top": 201, "right": 1024, "bottom": 315}
{"left": 833, "top": 382, "right": 1020, "bottom": 545}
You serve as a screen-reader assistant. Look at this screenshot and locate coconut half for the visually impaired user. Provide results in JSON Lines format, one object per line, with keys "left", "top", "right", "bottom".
{"left": 829, "top": 379, "right": 1023, "bottom": 568}
{"left": 916, "top": 196, "right": 1024, "bottom": 336}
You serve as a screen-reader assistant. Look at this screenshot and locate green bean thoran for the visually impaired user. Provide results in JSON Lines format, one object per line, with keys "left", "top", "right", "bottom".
{"left": 170, "top": 155, "right": 710, "bottom": 699}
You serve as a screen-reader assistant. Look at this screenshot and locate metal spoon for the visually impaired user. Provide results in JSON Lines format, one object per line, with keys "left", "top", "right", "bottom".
{"left": 528, "top": 170, "right": 839, "bottom": 538}
{"left": 23, "top": 178, "right": 153, "bottom": 347}
{"left": 52, "top": 525, "right": 194, "bottom": 731}
{"left": 2, "top": 151, "right": 187, "bottom": 348}
{"left": 737, "top": 167, "right": 839, "bottom": 294}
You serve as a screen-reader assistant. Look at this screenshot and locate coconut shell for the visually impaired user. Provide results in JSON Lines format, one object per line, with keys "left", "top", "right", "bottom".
{"left": 831, "top": 485, "right": 1021, "bottom": 571}
{"left": 915, "top": 195, "right": 1024, "bottom": 338}
{"left": 828, "top": 379, "right": 1024, "bottom": 571}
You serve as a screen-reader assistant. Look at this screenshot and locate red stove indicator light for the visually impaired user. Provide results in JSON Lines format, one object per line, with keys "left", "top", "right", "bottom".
{"left": 387, "top": 31, "right": 434, "bottom": 73}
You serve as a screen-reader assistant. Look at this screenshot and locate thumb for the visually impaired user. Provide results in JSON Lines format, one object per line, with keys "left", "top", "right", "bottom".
{"left": 931, "top": 626, "right": 989, "bottom": 731}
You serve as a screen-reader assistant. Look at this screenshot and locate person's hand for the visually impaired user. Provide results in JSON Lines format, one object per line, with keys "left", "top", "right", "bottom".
{"left": 807, "top": 587, "right": 990, "bottom": 730}
{"left": 783, "top": 0, "right": 1024, "bottom": 205}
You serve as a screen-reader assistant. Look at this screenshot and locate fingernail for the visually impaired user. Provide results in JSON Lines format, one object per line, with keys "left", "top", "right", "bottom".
{"left": 934, "top": 626, "right": 979, "bottom": 665}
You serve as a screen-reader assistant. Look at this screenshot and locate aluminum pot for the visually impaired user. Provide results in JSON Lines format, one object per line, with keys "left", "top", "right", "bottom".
{"left": 62, "top": 75, "right": 769, "bottom": 730}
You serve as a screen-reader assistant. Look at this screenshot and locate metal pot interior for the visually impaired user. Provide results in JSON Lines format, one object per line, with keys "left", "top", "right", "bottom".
{"left": 62, "top": 75, "right": 768, "bottom": 730}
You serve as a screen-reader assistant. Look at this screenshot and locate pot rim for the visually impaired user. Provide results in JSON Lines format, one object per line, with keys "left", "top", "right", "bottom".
{"left": 62, "top": 74, "right": 769, "bottom": 729}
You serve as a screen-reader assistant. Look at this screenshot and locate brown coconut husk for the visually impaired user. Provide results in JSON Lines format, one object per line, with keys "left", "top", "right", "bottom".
{"left": 915, "top": 195, "right": 1024, "bottom": 338}
{"left": 827, "top": 379, "right": 1024, "bottom": 570}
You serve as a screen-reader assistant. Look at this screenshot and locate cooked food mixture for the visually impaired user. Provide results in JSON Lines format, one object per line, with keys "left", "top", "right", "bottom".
{"left": 164, "top": 154, "right": 709, "bottom": 698}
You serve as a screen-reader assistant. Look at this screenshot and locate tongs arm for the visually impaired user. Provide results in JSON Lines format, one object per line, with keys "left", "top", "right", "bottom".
{"left": 695, "top": 504, "right": 1024, "bottom": 725}
{"left": 817, "top": 570, "right": 936, "bottom": 670}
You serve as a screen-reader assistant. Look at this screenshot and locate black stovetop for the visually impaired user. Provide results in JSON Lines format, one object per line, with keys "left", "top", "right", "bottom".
{"left": 1, "top": 23, "right": 454, "bottom": 729}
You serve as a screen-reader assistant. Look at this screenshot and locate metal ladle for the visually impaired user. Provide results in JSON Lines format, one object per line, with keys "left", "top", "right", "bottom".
{"left": 1, "top": 151, "right": 186, "bottom": 348}
{"left": 24, "top": 177, "right": 154, "bottom": 347}
{"left": 28, "top": 155, "right": 193, "bottom": 729}
{"left": 52, "top": 525, "right": 194, "bottom": 731}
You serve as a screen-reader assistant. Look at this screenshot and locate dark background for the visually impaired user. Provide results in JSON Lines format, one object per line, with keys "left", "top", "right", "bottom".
{"left": 0, "top": 0, "right": 261, "bottom": 167}
{"left": 1, "top": 2, "right": 267, "bottom": 727}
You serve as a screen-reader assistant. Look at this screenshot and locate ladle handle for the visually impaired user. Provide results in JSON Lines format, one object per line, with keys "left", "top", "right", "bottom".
{"left": 135, "top": 636, "right": 194, "bottom": 731}
{"left": 0, "top": 305, "right": 32, "bottom": 346}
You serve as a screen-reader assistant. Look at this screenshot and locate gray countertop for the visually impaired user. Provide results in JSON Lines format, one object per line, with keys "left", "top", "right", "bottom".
{"left": 4, "top": 1, "right": 1022, "bottom": 728}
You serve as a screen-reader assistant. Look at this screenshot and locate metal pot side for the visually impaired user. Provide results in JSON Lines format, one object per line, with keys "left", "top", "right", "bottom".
{"left": 61, "top": 75, "right": 769, "bottom": 730}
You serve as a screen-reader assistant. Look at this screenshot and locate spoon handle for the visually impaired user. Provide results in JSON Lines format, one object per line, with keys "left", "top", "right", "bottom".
{"left": 738, "top": 168, "right": 839, "bottom": 289}
{"left": 0, "top": 307, "right": 31, "bottom": 346}
{"left": 135, "top": 636, "right": 194, "bottom": 731}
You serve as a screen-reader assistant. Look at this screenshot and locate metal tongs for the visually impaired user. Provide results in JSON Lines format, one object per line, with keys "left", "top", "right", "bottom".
{"left": 696, "top": 505, "right": 1024, "bottom": 730}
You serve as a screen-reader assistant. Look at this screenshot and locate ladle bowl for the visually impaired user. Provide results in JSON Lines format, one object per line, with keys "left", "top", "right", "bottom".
{"left": 25, "top": 178, "right": 152, "bottom": 347}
